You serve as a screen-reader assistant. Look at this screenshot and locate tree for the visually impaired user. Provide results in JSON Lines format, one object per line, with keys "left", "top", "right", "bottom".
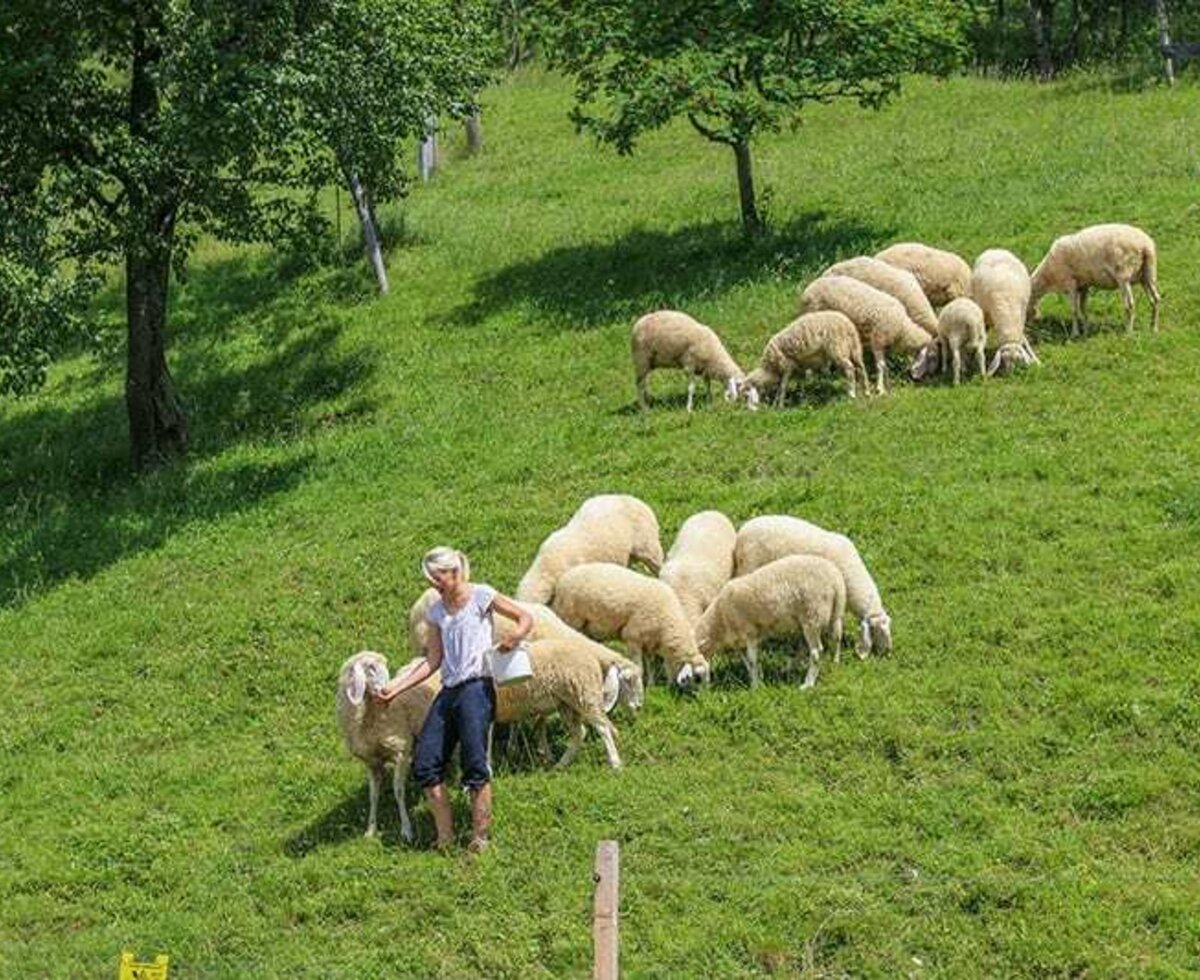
{"left": 537, "top": 0, "right": 967, "bottom": 236}
{"left": 0, "top": 0, "right": 486, "bottom": 469}
{"left": 289, "top": 0, "right": 490, "bottom": 293}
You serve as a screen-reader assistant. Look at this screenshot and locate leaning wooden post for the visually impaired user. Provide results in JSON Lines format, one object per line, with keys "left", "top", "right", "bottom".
{"left": 593, "top": 840, "right": 619, "bottom": 979}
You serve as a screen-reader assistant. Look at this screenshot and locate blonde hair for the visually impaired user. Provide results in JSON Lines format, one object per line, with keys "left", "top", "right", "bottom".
{"left": 421, "top": 546, "right": 471, "bottom": 584}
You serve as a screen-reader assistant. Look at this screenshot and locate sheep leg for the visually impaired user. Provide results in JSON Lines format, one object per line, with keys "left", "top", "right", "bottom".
{"left": 1143, "top": 271, "right": 1161, "bottom": 332}
{"left": 800, "top": 625, "right": 823, "bottom": 690}
{"left": 856, "top": 357, "right": 871, "bottom": 398}
{"left": 1077, "top": 287, "right": 1089, "bottom": 335}
{"left": 951, "top": 343, "right": 963, "bottom": 387}
{"left": 686, "top": 373, "right": 697, "bottom": 413}
{"left": 837, "top": 357, "right": 856, "bottom": 399}
{"left": 535, "top": 718, "right": 553, "bottom": 764}
{"left": 393, "top": 754, "right": 414, "bottom": 844}
{"left": 743, "top": 642, "right": 762, "bottom": 688}
{"left": 872, "top": 344, "right": 887, "bottom": 395}
{"left": 555, "top": 710, "right": 586, "bottom": 769}
{"left": 364, "top": 761, "right": 384, "bottom": 837}
{"left": 636, "top": 371, "right": 650, "bottom": 411}
{"left": 590, "top": 714, "right": 622, "bottom": 769}
{"left": 775, "top": 369, "right": 791, "bottom": 408}
{"left": 975, "top": 341, "right": 986, "bottom": 381}
{"left": 1120, "top": 281, "right": 1135, "bottom": 333}
{"left": 1070, "top": 289, "right": 1083, "bottom": 337}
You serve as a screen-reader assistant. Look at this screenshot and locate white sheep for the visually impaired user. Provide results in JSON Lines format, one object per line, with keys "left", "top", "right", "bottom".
{"left": 910, "top": 297, "right": 987, "bottom": 386}
{"left": 494, "top": 638, "right": 629, "bottom": 769}
{"left": 552, "top": 562, "right": 711, "bottom": 687}
{"left": 875, "top": 242, "right": 973, "bottom": 308}
{"left": 409, "top": 588, "right": 644, "bottom": 714}
{"left": 631, "top": 310, "right": 748, "bottom": 412}
{"left": 336, "top": 651, "right": 441, "bottom": 842}
{"left": 658, "top": 510, "right": 738, "bottom": 625}
{"left": 1029, "top": 223, "right": 1161, "bottom": 335}
{"left": 823, "top": 256, "right": 939, "bottom": 335}
{"left": 800, "top": 276, "right": 932, "bottom": 395}
{"left": 734, "top": 515, "right": 891, "bottom": 656}
{"left": 971, "top": 248, "right": 1038, "bottom": 375}
{"left": 695, "top": 555, "right": 846, "bottom": 689}
{"left": 743, "top": 311, "right": 869, "bottom": 408}
{"left": 516, "top": 494, "right": 664, "bottom": 604}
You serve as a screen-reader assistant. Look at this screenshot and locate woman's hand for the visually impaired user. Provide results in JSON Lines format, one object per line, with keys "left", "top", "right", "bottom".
{"left": 490, "top": 593, "right": 533, "bottom": 651}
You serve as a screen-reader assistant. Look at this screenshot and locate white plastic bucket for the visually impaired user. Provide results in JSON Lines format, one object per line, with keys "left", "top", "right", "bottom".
{"left": 489, "top": 642, "right": 533, "bottom": 687}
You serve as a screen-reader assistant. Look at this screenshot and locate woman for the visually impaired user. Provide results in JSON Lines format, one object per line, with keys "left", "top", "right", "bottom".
{"left": 375, "top": 546, "right": 532, "bottom": 852}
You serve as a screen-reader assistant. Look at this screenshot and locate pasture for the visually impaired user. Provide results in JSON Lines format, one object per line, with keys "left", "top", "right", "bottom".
{"left": 2, "top": 67, "right": 1200, "bottom": 976}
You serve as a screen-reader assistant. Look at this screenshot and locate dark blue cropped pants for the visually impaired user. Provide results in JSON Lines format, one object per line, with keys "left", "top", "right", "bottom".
{"left": 413, "top": 677, "right": 495, "bottom": 791}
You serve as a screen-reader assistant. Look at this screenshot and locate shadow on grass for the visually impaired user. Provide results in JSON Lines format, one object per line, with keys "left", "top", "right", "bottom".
{"left": 0, "top": 253, "right": 379, "bottom": 611}
{"left": 284, "top": 785, "right": 424, "bottom": 856}
{"left": 449, "top": 212, "right": 892, "bottom": 331}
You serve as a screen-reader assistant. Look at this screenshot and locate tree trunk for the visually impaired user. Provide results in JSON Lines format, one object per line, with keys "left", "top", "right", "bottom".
{"left": 342, "top": 165, "right": 389, "bottom": 294}
{"left": 465, "top": 111, "right": 483, "bottom": 155}
{"left": 126, "top": 13, "right": 186, "bottom": 471}
{"left": 1030, "top": 0, "right": 1055, "bottom": 80}
{"left": 732, "top": 140, "right": 764, "bottom": 237}
{"left": 1157, "top": 0, "right": 1176, "bottom": 86}
{"left": 126, "top": 219, "right": 187, "bottom": 470}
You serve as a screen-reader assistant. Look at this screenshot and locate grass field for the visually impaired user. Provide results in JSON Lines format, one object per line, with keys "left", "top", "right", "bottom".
{"left": 3, "top": 66, "right": 1200, "bottom": 977}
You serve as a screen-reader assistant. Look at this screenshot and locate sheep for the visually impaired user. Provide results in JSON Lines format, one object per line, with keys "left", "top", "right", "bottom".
{"left": 658, "top": 510, "right": 738, "bottom": 625}
{"left": 1029, "top": 223, "right": 1161, "bottom": 335}
{"left": 409, "top": 588, "right": 644, "bottom": 714}
{"left": 631, "top": 310, "right": 748, "bottom": 412}
{"left": 336, "top": 651, "right": 441, "bottom": 843}
{"left": 494, "top": 638, "right": 631, "bottom": 769}
{"left": 910, "top": 297, "right": 988, "bottom": 386}
{"left": 971, "top": 248, "right": 1038, "bottom": 375}
{"left": 800, "top": 276, "right": 932, "bottom": 395}
{"left": 734, "top": 515, "right": 892, "bottom": 656}
{"left": 516, "top": 494, "right": 664, "bottom": 603}
{"left": 694, "top": 555, "right": 846, "bottom": 689}
{"left": 551, "top": 562, "right": 711, "bottom": 688}
{"left": 875, "top": 242, "right": 973, "bottom": 308}
{"left": 823, "top": 256, "right": 939, "bottom": 335}
{"left": 743, "top": 311, "right": 869, "bottom": 408}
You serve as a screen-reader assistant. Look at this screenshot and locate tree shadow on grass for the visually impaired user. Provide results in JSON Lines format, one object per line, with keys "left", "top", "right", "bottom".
{"left": 0, "top": 253, "right": 378, "bottom": 611}
{"left": 448, "top": 212, "right": 892, "bottom": 331}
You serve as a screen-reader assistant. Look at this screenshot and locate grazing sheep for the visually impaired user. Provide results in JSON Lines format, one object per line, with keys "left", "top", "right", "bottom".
{"left": 494, "top": 638, "right": 630, "bottom": 769}
{"left": 910, "top": 297, "right": 988, "bottom": 386}
{"left": 631, "top": 310, "right": 747, "bottom": 412}
{"left": 1029, "top": 223, "right": 1161, "bottom": 335}
{"left": 743, "top": 311, "right": 869, "bottom": 408}
{"left": 409, "top": 589, "right": 644, "bottom": 714}
{"left": 552, "top": 562, "right": 711, "bottom": 688}
{"left": 658, "top": 510, "right": 738, "bottom": 625}
{"left": 971, "top": 249, "right": 1038, "bottom": 375}
{"left": 823, "top": 256, "right": 939, "bottom": 335}
{"left": 800, "top": 276, "right": 932, "bottom": 395}
{"left": 875, "top": 242, "right": 973, "bottom": 308}
{"left": 516, "top": 494, "right": 664, "bottom": 603}
{"left": 695, "top": 555, "right": 846, "bottom": 689}
{"left": 336, "top": 651, "right": 441, "bottom": 842}
{"left": 734, "top": 515, "right": 892, "bottom": 656}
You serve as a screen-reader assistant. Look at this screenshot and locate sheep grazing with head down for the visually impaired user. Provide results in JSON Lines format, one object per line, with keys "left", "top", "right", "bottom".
{"left": 910, "top": 297, "right": 988, "bottom": 386}
{"left": 734, "top": 515, "right": 892, "bottom": 657}
{"left": 800, "top": 276, "right": 931, "bottom": 395}
{"left": 823, "top": 256, "right": 939, "bottom": 335}
{"left": 336, "top": 651, "right": 441, "bottom": 843}
{"left": 1029, "top": 223, "right": 1161, "bottom": 335}
{"left": 743, "top": 311, "right": 869, "bottom": 408}
{"left": 658, "top": 510, "right": 738, "bottom": 625}
{"left": 552, "top": 562, "right": 711, "bottom": 688}
{"left": 875, "top": 242, "right": 973, "bottom": 308}
{"left": 631, "top": 310, "right": 748, "bottom": 412}
{"left": 516, "top": 494, "right": 664, "bottom": 604}
{"left": 971, "top": 248, "right": 1038, "bottom": 375}
{"left": 695, "top": 555, "right": 846, "bottom": 689}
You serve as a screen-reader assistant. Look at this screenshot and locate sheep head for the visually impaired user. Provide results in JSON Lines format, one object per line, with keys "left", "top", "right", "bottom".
{"left": 341, "top": 651, "right": 391, "bottom": 705}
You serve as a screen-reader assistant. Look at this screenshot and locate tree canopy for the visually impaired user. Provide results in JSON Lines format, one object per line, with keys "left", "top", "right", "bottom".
{"left": 538, "top": 0, "right": 969, "bottom": 235}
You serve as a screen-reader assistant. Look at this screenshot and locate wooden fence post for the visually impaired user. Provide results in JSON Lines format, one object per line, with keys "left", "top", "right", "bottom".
{"left": 593, "top": 840, "right": 619, "bottom": 980}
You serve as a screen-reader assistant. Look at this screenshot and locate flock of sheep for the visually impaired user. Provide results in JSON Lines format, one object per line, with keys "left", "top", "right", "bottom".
{"left": 632, "top": 222, "right": 1161, "bottom": 409}
{"left": 336, "top": 493, "right": 890, "bottom": 842}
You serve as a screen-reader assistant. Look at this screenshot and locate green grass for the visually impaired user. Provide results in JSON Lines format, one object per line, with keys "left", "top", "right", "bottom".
{"left": 4, "top": 67, "right": 1200, "bottom": 977}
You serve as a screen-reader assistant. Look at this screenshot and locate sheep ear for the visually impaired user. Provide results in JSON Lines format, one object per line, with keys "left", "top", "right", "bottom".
{"left": 675, "top": 664, "right": 694, "bottom": 688}
{"left": 347, "top": 661, "right": 367, "bottom": 705}
{"left": 602, "top": 665, "right": 620, "bottom": 714}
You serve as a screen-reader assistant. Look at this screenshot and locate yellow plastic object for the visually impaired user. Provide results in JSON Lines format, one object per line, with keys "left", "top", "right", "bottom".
{"left": 118, "top": 952, "right": 169, "bottom": 980}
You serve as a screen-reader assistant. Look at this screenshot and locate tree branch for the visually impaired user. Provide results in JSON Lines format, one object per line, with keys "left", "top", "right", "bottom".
{"left": 687, "top": 113, "right": 735, "bottom": 146}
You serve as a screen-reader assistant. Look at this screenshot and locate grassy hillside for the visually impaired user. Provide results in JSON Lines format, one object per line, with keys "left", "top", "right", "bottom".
{"left": 3, "top": 68, "right": 1200, "bottom": 977}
